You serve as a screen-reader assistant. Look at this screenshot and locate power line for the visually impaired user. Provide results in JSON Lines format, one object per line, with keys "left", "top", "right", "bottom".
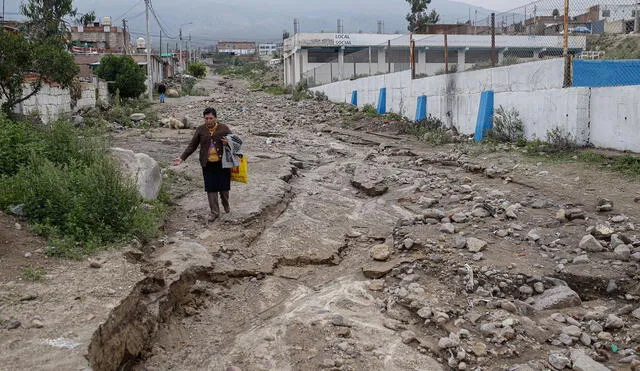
{"left": 113, "top": 0, "right": 144, "bottom": 23}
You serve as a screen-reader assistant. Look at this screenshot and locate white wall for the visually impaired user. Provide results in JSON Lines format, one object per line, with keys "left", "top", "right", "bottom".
{"left": 590, "top": 85, "right": 640, "bottom": 152}
{"left": 311, "top": 58, "right": 640, "bottom": 152}
{"left": 1, "top": 80, "right": 110, "bottom": 123}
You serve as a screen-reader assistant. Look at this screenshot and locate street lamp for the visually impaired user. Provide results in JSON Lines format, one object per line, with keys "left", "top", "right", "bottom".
{"left": 178, "top": 22, "right": 193, "bottom": 72}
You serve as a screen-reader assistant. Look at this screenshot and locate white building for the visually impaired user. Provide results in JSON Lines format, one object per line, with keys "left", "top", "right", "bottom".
{"left": 283, "top": 33, "right": 587, "bottom": 87}
{"left": 258, "top": 43, "right": 282, "bottom": 56}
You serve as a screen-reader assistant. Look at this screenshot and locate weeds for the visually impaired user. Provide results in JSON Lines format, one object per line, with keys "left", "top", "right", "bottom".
{"left": 362, "top": 104, "right": 378, "bottom": 117}
{"left": 21, "top": 267, "right": 46, "bottom": 281}
{"left": 0, "top": 118, "right": 165, "bottom": 259}
{"left": 488, "top": 106, "right": 525, "bottom": 143}
{"left": 401, "top": 114, "right": 456, "bottom": 145}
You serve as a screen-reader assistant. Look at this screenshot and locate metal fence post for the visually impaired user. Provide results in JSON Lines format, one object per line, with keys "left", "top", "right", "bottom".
{"left": 491, "top": 13, "right": 496, "bottom": 67}
{"left": 563, "top": 0, "right": 571, "bottom": 87}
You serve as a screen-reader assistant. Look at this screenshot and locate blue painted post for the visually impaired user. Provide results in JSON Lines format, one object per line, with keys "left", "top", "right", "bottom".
{"left": 377, "top": 88, "right": 386, "bottom": 114}
{"left": 350, "top": 90, "right": 358, "bottom": 106}
{"left": 415, "top": 95, "right": 427, "bottom": 122}
{"left": 474, "top": 91, "right": 495, "bottom": 142}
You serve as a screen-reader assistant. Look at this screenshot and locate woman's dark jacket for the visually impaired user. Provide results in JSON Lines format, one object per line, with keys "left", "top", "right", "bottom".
{"left": 179, "top": 123, "right": 232, "bottom": 167}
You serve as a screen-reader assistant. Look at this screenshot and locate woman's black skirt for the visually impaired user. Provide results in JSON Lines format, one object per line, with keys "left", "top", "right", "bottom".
{"left": 202, "top": 161, "right": 231, "bottom": 192}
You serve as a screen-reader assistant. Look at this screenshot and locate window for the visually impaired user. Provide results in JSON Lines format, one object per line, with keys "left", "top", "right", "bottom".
{"left": 602, "top": 9, "right": 610, "bottom": 17}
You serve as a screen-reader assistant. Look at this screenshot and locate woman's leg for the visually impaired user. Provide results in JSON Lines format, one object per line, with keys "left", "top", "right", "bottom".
{"left": 220, "top": 191, "right": 230, "bottom": 213}
{"left": 207, "top": 192, "right": 220, "bottom": 219}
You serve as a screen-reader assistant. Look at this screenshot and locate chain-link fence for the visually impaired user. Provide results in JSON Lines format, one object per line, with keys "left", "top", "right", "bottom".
{"left": 300, "top": 0, "right": 640, "bottom": 88}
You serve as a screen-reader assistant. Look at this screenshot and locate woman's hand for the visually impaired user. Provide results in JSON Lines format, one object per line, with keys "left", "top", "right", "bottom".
{"left": 173, "top": 158, "right": 183, "bottom": 166}
{"left": 221, "top": 138, "right": 229, "bottom": 146}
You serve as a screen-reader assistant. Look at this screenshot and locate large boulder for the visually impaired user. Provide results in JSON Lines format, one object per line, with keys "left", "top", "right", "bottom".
{"left": 166, "top": 88, "right": 180, "bottom": 98}
{"left": 110, "top": 148, "right": 162, "bottom": 200}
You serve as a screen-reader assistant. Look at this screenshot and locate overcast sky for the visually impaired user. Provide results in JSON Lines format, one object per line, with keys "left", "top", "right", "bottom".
{"left": 3, "top": 0, "right": 537, "bottom": 44}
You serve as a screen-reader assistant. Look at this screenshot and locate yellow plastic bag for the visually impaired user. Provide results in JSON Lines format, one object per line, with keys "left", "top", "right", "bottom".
{"left": 230, "top": 156, "right": 248, "bottom": 184}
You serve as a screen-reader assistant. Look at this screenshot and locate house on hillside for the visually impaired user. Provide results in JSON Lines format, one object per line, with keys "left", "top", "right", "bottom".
{"left": 217, "top": 41, "right": 257, "bottom": 55}
{"left": 70, "top": 16, "right": 134, "bottom": 54}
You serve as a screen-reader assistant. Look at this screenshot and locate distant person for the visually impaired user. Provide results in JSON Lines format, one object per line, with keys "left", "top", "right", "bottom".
{"left": 173, "top": 107, "right": 233, "bottom": 222}
{"left": 157, "top": 82, "right": 167, "bottom": 103}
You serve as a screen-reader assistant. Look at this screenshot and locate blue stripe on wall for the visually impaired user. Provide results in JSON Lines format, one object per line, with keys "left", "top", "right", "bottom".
{"left": 573, "top": 60, "right": 640, "bottom": 87}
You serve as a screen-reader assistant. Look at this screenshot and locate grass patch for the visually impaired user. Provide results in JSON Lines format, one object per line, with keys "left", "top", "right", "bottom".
{"left": 82, "top": 98, "right": 159, "bottom": 128}
{"left": 0, "top": 117, "right": 166, "bottom": 259}
{"left": 21, "top": 267, "right": 46, "bottom": 282}
{"left": 361, "top": 104, "right": 378, "bottom": 118}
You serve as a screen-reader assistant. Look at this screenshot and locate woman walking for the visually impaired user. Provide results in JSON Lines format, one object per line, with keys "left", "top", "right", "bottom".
{"left": 174, "top": 107, "right": 232, "bottom": 221}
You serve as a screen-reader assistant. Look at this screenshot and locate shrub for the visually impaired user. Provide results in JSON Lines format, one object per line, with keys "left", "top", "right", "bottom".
{"left": 545, "top": 127, "right": 577, "bottom": 152}
{"left": 292, "top": 80, "right": 312, "bottom": 101}
{"left": 95, "top": 54, "right": 146, "bottom": 100}
{"left": 362, "top": 104, "right": 378, "bottom": 117}
{"left": 402, "top": 114, "right": 445, "bottom": 138}
{"left": 489, "top": 106, "right": 525, "bottom": 143}
{"left": 187, "top": 62, "right": 207, "bottom": 78}
{"left": 0, "top": 119, "right": 163, "bottom": 258}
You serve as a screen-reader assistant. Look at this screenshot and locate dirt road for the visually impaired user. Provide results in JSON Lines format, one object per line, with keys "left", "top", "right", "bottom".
{"left": 1, "top": 72, "right": 639, "bottom": 371}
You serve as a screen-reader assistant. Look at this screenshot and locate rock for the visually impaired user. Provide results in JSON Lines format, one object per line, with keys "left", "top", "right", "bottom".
{"left": 572, "top": 255, "right": 590, "bottom": 264}
{"left": 130, "top": 113, "right": 146, "bottom": 121}
{"left": 24, "top": 252, "right": 32, "bottom": 258}
{"left": 14, "top": 223, "right": 22, "bottom": 230}
{"left": 403, "top": 238, "right": 414, "bottom": 249}
{"left": 589, "top": 320, "right": 603, "bottom": 333}
{"left": 466, "top": 237, "right": 487, "bottom": 253}
{"left": 557, "top": 333, "right": 574, "bottom": 345}
{"left": 226, "top": 367, "right": 242, "bottom": 371}
{"left": 592, "top": 224, "right": 614, "bottom": 240}
{"left": 451, "top": 213, "right": 468, "bottom": 223}
{"left": 550, "top": 313, "right": 566, "bottom": 323}
{"left": 611, "top": 215, "right": 627, "bottom": 223}
{"left": 532, "top": 286, "right": 581, "bottom": 311}
{"left": 519, "top": 285, "right": 534, "bottom": 296}
{"left": 471, "top": 208, "right": 490, "bottom": 218}
{"left": 20, "top": 294, "right": 38, "bottom": 301}
{"left": 604, "top": 314, "right": 624, "bottom": 330}
{"left": 9, "top": 204, "right": 26, "bottom": 216}
{"left": 527, "top": 229, "right": 541, "bottom": 242}
{"left": 534, "top": 282, "right": 545, "bottom": 294}
{"left": 562, "top": 325, "right": 582, "bottom": 337}
{"left": 400, "top": 330, "right": 416, "bottom": 344}
{"left": 556, "top": 209, "right": 567, "bottom": 222}
{"left": 31, "top": 319, "right": 44, "bottom": 328}
{"left": 570, "top": 349, "right": 611, "bottom": 371}
{"left": 418, "top": 197, "right": 437, "bottom": 207}
{"left": 631, "top": 252, "right": 640, "bottom": 262}
{"left": 110, "top": 148, "right": 162, "bottom": 200}
{"left": 4, "top": 320, "right": 21, "bottom": 330}
{"left": 506, "top": 204, "right": 520, "bottom": 219}
{"left": 566, "top": 208, "right": 585, "bottom": 220}
{"left": 370, "top": 244, "right": 391, "bottom": 261}
{"left": 367, "top": 280, "right": 385, "bottom": 291}
{"left": 453, "top": 236, "right": 467, "bottom": 249}
{"left": 472, "top": 252, "right": 483, "bottom": 261}
{"left": 597, "top": 331, "right": 613, "bottom": 341}
{"left": 423, "top": 209, "right": 445, "bottom": 220}
{"left": 88, "top": 259, "right": 102, "bottom": 268}
{"left": 168, "top": 117, "right": 184, "bottom": 129}
{"left": 532, "top": 200, "right": 548, "bottom": 209}
{"left": 472, "top": 342, "right": 487, "bottom": 357}
{"left": 181, "top": 115, "right": 192, "bottom": 129}
{"left": 606, "top": 280, "right": 617, "bottom": 293}
{"left": 440, "top": 223, "right": 456, "bottom": 234}
{"left": 549, "top": 351, "right": 571, "bottom": 370}
{"left": 72, "top": 115, "right": 85, "bottom": 127}
{"left": 417, "top": 307, "right": 433, "bottom": 319}
{"left": 632, "top": 307, "right": 640, "bottom": 320}
{"left": 580, "top": 333, "right": 591, "bottom": 346}
{"left": 596, "top": 198, "right": 614, "bottom": 212}
{"left": 500, "top": 301, "right": 518, "bottom": 314}
{"left": 438, "top": 334, "right": 459, "bottom": 349}
{"left": 166, "top": 88, "right": 180, "bottom": 98}
{"left": 579, "top": 235, "right": 604, "bottom": 252}
{"left": 614, "top": 245, "right": 631, "bottom": 261}
{"left": 496, "top": 229, "right": 509, "bottom": 237}
{"left": 362, "top": 260, "right": 397, "bottom": 279}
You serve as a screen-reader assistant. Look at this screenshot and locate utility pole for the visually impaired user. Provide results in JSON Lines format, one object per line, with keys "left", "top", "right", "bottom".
{"left": 188, "top": 33, "right": 192, "bottom": 63}
{"left": 159, "top": 29, "right": 162, "bottom": 56}
{"left": 122, "top": 19, "right": 127, "bottom": 54}
{"left": 179, "top": 28, "right": 183, "bottom": 71}
{"left": 145, "top": 0, "right": 152, "bottom": 101}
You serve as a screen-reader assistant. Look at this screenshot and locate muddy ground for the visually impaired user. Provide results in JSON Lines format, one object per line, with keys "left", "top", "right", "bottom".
{"left": 1, "top": 72, "right": 639, "bottom": 371}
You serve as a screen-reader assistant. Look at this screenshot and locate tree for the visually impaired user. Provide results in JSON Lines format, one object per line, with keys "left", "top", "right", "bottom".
{"left": 75, "top": 11, "right": 96, "bottom": 26}
{"left": 94, "top": 54, "right": 146, "bottom": 99}
{"left": 552, "top": 9, "right": 560, "bottom": 17}
{"left": 406, "top": 0, "right": 440, "bottom": 33}
{"left": 20, "top": 0, "right": 77, "bottom": 40}
{"left": 187, "top": 62, "right": 207, "bottom": 78}
{"left": 0, "top": 0, "right": 79, "bottom": 115}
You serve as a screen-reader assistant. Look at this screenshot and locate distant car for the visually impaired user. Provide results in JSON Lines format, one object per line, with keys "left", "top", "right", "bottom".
{"left": 571, "top": 26, "right": 591, "bottom": 34}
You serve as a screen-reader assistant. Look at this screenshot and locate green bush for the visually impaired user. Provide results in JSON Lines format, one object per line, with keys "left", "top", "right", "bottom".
{"left": 187, "top": 62, "right": 207, "bottom": 78}
{"left": 0, "top": 118, "right": 163, "bottom": 258}
{"left": 489, "top": 106, "right": 525, "bottom": 143}
{"left": 362, "top": 104, "right": 378, "bottom": 117}
{"left": 95, "top": 54, "right": 146, "bottom": 100}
